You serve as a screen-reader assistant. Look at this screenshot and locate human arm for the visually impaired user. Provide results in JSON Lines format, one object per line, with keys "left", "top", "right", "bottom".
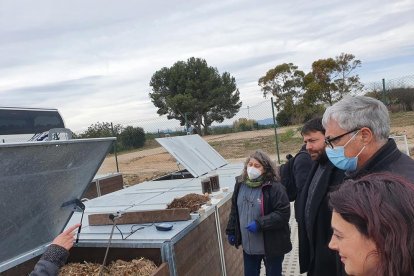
{"left": 30, "top": 224, "right": 80, "bottom": 276}
{"left": 256, "top": 183, "right": 290, "bottom": 230}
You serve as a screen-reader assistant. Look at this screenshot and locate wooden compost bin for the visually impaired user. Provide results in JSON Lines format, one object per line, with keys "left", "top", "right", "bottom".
{"left": 173, "top": 210, "right": 222, "bottom": 276}
{"left": 170, "top": 193, "right": 243, "bottom": 276}
{"left": 218, "top": 197, "right": 244, "bottom": 276}
{"left": 82, "top": 173, "right": 124, "bottom": 199}
{"left": 1, "top": 248, "right": 169, "bottom": 276}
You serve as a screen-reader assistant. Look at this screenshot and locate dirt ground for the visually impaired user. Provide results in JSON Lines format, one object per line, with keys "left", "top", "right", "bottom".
{"left": 98, "top": 126, "right": 414, "bottom": 186}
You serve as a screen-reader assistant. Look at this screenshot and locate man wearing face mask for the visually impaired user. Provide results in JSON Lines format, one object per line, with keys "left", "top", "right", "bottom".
{"left": 322, "top": 95, "right": 414, "bottom": 275}
{"left": 226, "top": 150, "right": 291, "bottom": 276}
{"left": 322, "top": 95, "right": 414, "bottom": 182}
{"left": 296, "top": 118, "right": 346, "bottom": 276}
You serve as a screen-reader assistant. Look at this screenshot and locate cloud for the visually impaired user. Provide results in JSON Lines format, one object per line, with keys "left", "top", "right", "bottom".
{"left": 0, "top": 0, "right": 413, "bottom": 132}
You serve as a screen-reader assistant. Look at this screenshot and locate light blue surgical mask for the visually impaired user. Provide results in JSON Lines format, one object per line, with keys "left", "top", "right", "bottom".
{"left": 325, "top": 131, "right": 366, "bottom": 171}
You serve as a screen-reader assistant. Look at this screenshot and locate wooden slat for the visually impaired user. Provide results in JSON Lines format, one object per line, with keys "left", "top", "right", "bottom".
{"left": 151, "top": 262, "right": 170, "bottom": 276}
{"left": 88, "top": 208, "right": 191, "bottom": 226}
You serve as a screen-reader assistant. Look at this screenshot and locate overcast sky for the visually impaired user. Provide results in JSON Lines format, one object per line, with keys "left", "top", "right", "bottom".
{"left": 1, "top": 0, "right": 413, "bottom": 133}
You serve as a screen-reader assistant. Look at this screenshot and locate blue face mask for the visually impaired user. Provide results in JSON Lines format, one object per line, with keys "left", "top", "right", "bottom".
{"left": 325, "top": 131, "right": 365, "bottom": 172}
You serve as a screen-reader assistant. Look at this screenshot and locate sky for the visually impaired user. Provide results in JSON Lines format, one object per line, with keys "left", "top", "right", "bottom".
{"left": 1, "top": 0, "right": 413, "bottom": 133}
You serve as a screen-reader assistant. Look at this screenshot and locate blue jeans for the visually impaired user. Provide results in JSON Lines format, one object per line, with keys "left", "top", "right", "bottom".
{"left": 243, "top": 251, "right": 284, "bottom": 276}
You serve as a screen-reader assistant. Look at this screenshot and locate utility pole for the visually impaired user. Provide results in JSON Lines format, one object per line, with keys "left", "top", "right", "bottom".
{"left": 271, "top": 98, "right": 281, "bottom": 164}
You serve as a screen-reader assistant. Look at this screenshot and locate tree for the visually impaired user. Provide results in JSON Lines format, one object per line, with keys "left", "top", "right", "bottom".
{"left": 389, "top": 87, "right": 414, "bottom": 111}
{"left": 149, "top": 57, "right": 242, "bottom": 135}
{"left": 119, "top": 126, "right": 146, "bottom": 149}
{"left": 76, "top": 122, "right": 123, "bottom": 138}
{"left": 305, "top": 53, "right": 363, "bottom": 105}
{"left": 258, "top": 63, "right": 305, "bottom": 111}
{"left": 233, "top": 118, "right": 258, "bottom": 131}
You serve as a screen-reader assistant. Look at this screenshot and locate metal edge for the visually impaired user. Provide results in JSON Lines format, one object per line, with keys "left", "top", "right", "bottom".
{"left": 0, "top": 137, "right": 116, "bottom": 148}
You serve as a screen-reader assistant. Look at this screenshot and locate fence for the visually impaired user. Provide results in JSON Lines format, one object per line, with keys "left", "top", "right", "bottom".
{"left": 96, "top": 75, "right": 414, "bottom": 185}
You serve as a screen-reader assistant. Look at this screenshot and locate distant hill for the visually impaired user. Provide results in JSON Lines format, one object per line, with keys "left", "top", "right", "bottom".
{"left": 257, "top": 118, "right": 275, "bottom": 125}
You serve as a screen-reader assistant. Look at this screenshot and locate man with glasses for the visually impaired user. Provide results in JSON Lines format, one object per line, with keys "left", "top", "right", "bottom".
{"left": 322, "top": 95, "right": 414, "bottom": 181}
{"left": 296, "top": 117, "right": 345, "bottom": 276}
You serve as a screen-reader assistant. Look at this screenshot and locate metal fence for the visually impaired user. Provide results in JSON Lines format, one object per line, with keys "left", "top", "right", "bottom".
{"left": 2, "top": 76, "right": 413, "bottom": 185}
{"left": 98, "top": 75, "right": 414, "bottom": 185}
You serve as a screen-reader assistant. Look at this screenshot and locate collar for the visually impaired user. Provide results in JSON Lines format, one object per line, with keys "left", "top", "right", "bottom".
{"left": 345, "top": 138, "right": 401, "bottom": 179}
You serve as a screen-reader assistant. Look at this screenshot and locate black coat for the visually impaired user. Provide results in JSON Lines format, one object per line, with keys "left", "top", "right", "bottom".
{"left": 226, "top": 179, "right": 292, "bottom": 257}
{"left": 346, "top": 138, "right": 414, "bottom": 182}
{"left": 296, "top": 157, "right": 345, "bottom": 275}
{"left": 294, "top": 144, "right": 314, "bottom": 195}
{"left": 292, "top": 145, "right": 314, "bottom": 219}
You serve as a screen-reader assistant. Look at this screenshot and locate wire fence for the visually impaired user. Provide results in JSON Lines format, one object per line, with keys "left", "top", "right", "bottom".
{"left": 98, "top": 75, "right": 414, "bottom": 185}
{"left": 2, "top": 76, "right": 412, "bottom": 185}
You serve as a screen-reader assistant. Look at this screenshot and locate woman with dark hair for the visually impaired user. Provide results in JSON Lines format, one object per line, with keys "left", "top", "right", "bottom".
{"left": 226, "top": 149, "right": 292, "bottom": 276}
{"left": 328, "top": 173, "right": 414, "bottom": 276}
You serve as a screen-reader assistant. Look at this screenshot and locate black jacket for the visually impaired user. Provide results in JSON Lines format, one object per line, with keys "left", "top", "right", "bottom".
{"left": 293, "top": 144, "right": 314, "bottom": 195}
{"left": 346, "top": 138, "right": 414, "bottom": 182}
{"left": 226, "top": 179, "right": 292, "bottom": 256}
{"left": 292, "top": 145, "right": 314, "bottom": 219}
{"left": 296, "top": 156, "right": 345, "bottom": 275}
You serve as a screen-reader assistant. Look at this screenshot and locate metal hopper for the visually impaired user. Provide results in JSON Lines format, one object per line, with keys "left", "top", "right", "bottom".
{"left": 0, "top": 138, "right": 115, "bottom": 272}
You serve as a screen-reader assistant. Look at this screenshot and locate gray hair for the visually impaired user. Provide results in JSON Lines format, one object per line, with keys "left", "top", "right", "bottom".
{"left": 322, "top": 96, "right": 390, "bottom": 141}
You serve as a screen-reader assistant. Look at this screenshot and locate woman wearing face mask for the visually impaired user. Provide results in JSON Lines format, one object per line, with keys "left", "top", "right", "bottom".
{"left": 328, "top": 173, "right": 414, "bottom": 276}
{"left": 226, "top": 149, "right": 292, "bottom": 276}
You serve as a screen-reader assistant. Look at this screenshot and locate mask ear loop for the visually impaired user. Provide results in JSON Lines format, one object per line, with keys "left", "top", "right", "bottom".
{"left": 343, "top": 130, "right": 361, "bottom": 148}
{"left": 355, "top": 145, "right": 366, "bottom": 157}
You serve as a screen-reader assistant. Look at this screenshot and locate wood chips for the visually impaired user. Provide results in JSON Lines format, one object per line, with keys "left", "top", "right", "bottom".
{"left": 59, "top": 257, "right": 157, "bottom": 276}
{"left": 166, "top": 193, "right": 209, "bottom": 212}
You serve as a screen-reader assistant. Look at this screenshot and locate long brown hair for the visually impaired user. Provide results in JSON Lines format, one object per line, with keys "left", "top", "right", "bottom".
{"left": 241, "top": 149, "right": 280, "bottom": 182}
{"left": 329, "top": 173, "right": 414, "bottom": 276}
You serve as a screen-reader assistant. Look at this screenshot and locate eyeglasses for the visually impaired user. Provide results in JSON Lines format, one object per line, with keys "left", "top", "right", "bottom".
{"left": 324, "top": 128, "right": 360, "bottom": 149}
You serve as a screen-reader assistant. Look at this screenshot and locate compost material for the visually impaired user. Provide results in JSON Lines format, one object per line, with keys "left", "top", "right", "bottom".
{"left": 166, "top": 193, "right": 209, "bottom": 212}
{"left": 59, "top": 257, "right": 157, "bottom": 276}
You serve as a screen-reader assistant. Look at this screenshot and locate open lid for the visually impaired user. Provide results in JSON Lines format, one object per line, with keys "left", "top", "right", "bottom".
{"left": 156, "top": 134, "right": 227, "bottom": 177}
{"left": 0, "top": 138, "right": 115, "bottom": 272}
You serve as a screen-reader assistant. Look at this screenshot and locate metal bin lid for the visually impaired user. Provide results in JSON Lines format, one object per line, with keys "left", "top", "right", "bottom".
{"left": 156, "top": 134, "right": 227, "bottom": 178}
{"left": 0, "top": 138, "right": 115, "bottom": 272}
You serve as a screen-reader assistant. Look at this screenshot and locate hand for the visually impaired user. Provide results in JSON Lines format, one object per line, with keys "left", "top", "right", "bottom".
{"left": 227, "top": 234, "right": 236, "bottom": 246}
{"left": 245, "top": 221, "right": 259, "bottom": 233}
{"left": 52, "top": 223, "right": 81, "bottom": 251}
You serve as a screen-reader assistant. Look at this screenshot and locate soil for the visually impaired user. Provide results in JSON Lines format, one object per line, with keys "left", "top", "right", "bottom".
{"left": 166, "top": 193, "right": 210, "bottom": 212}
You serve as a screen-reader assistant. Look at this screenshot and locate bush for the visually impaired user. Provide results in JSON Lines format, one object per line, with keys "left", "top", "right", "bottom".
{"left": 119, "top": 126, "right": 146, "bottom": 149}
{"left": 233, "top": 118, "right": 258, "bottom": 131}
